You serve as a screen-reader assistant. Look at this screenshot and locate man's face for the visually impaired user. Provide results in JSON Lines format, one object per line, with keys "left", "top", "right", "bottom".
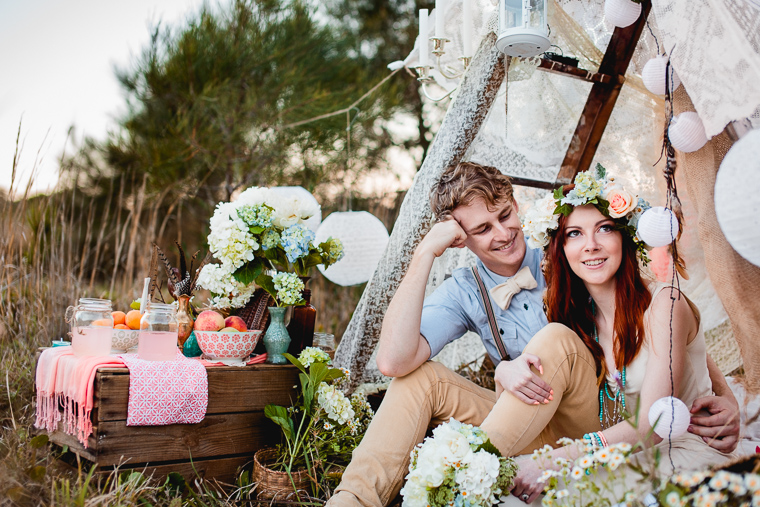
{"left": 451, "top": 197, "right": 526, "bottom": 277}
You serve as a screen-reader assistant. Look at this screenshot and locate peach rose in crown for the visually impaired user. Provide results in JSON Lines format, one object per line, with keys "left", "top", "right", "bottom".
{"left": 603, "top": 185, "right": 638, "bottom": 218}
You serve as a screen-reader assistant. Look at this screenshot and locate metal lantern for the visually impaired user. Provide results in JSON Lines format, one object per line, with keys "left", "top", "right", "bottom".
{"left": 496, "top": 0, "right": 550, "bottom": 57}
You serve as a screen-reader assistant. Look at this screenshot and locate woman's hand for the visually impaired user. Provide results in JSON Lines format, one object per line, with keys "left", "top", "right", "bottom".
{"left": 510, "top": 456, "right": 545, "bottom": 504}
{"left": 494, "top": 354, "right": 553, "bottom": 404}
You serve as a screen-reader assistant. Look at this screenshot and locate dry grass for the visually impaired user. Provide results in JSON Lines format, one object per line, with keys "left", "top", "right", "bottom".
{"left": 0, "top": 134, "right": 399, "bottom": 505}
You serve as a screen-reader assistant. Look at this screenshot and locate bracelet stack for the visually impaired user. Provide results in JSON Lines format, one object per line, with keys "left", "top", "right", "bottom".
{"left": 582, "top": 431, "right": 608, "bottom": 448}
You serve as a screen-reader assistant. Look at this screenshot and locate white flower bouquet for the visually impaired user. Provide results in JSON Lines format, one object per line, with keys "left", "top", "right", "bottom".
{"left": 401, "top": 418, "right": 518, "bottom": 507}
{"left": 198, "top": 186, "right": 344, "bottom": 309}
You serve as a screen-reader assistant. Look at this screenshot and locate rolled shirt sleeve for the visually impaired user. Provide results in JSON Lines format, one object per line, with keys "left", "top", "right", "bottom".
{"left": 420, "top": 275, "right": 476, "bottom": 359}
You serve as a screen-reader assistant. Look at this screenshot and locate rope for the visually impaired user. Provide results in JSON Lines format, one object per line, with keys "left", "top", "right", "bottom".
{"left": 278, "top": 69, "right": 402, "bottom": 130}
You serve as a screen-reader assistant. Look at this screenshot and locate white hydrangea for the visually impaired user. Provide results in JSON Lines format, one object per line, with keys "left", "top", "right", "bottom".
{"left": 207, "top": 201, "right": 259, "bottom": 271}
{"left": 196, "top": 264, "right": 257, "bottom": 310}
{"left": 522, "top": 192, "right": 559, "bottom": 249}
{"left": 235, "top": 186, "right": 272, "bottom": 208}
{"left": 269, "top": 193, "right": 321, "bottom": 229}
{"left": 297, "top": 346, "right": 331, "bottom": 368}
{"left": 317, "top": 383, "right": 355, "bottom": 425}
{"left": 456, "top": 450, "right": 502, "bottom": 503}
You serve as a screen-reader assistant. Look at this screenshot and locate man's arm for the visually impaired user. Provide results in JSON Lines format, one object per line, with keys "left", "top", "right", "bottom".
{"left": 688, "top": 354, "right": 740, "bottom": 452}
{"left": 376, "top": 219, "right": 467, "bottom": 378}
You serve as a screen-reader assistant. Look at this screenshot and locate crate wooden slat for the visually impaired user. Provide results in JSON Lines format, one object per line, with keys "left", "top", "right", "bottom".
{"left": 44, "top": 362, "right": 300, "bottom": 483}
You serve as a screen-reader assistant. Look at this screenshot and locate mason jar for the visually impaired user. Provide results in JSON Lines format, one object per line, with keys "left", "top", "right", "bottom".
{"left": 67, "top": 298, "right": 113, "bottom": 357}
{"left": 137, "top": 302, "right": 179, "bottom": 361}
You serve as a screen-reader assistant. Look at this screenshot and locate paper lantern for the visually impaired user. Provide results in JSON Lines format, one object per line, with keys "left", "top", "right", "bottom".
{"left": 315, "top": 211, "right": 389, "bottom": 286}
{"left": 668, "top": 112, "right": 708, "bottom": 152}
{"left": 269, "top": 186, "right": 322, "bottom": 232}
{"left": 604, "top": 0, "right": 642, "bottom": 28}
{"left": 715, "top": 128, "right": 760, "bottom": 267}
{"left": 642, "top": 55, "right": 681, "bottom": 95}
{"left": 648, "top": 396, "right": 690, "bottom": 439}
{"left": 637, "top": 207, "right": 679, "bottom": 247}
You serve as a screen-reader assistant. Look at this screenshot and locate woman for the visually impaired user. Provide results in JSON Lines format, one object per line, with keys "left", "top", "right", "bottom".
{"left": 499, "top": 167, "right": 736, "bottom": 504}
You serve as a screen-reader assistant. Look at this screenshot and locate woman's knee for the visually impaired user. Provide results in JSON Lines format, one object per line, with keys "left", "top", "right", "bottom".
{"left": 523, "top": 323, "right": 588, "bottom": 358}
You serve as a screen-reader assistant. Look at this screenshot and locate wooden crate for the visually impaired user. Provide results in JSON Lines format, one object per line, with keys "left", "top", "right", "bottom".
{"left": 46, "top": 364, "right": 299, "bottom": 483}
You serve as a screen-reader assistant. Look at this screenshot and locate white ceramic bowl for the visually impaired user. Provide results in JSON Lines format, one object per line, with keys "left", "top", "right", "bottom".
{"left": 111, "top": 329, "right": 140, "bottom": 353}
{"left": 194, "top": 330, "right": 262, "bottom": 366}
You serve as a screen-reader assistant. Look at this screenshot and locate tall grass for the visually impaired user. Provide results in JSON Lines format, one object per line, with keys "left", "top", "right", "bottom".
{"left": 0, "top": 136, "right": 403, "bottom": 505}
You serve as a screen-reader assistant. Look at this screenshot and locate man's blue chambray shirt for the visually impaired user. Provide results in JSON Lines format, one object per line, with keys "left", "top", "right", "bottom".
{"left": 419, "top": 240, "right": 548, "bottom": 364}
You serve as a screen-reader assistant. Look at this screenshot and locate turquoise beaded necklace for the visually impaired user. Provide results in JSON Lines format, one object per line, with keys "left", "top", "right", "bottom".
{"left": 592, "top": 301, "right": 626, "bottom": 429}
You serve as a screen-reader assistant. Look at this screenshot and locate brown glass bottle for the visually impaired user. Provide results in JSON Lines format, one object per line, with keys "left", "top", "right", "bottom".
{"left": 287, "top": 288, "right": 316, "bottom": 356}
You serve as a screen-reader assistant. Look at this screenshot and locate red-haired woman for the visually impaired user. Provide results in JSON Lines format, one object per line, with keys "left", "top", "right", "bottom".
{"left": 494, "top": 168, "right": 736, "bottom": 504}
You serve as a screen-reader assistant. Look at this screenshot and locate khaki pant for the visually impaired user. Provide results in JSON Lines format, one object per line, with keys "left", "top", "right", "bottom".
{"left": 327, "top": 323, "right": 602, "bottom": 507}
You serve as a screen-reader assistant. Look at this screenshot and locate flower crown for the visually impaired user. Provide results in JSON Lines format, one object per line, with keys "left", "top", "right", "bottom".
{"left": 522, "top": 164, "right": 651, "bottom": 263}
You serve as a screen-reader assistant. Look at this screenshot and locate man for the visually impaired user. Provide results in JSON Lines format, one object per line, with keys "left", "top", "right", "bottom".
{"left": 328, "top": 162, "right": 739, "bottom": 507}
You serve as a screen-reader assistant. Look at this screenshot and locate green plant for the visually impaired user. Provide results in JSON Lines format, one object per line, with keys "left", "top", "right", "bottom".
{"left": 264, "top": 348, "right": 374, "bottom": 499}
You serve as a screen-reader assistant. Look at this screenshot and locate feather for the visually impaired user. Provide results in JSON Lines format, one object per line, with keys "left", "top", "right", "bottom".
{"left": 175, "top": 240, "right": 188, "bottom": 278}
{"left": 189, "top": 251, "right": 212, "bottom": 294}
{"left": 155, "top": 243, "right": 180, "bottom": 285}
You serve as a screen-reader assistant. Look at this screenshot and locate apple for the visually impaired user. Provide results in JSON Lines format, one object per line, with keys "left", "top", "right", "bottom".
{"left": 220, "top": 326, "right": 239, "bottom": 332}
{"left": 195, "top": 310, "right": 225, "bottom": 331}
{"left": 224, "top": 316, "right": 247, "bottom": 332}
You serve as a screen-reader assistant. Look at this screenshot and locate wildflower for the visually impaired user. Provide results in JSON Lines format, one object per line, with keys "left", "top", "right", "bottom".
{"left": 570, "top": 467, "right": 584, "bottom": 480}
{"left": 666, "top": 491, "right": 681, "bottom": 506}
{"left": 745, "top": 474, "right": 760, "bottom": 491}
{"left": 578, "top": 455, "right": 594, "bottom": 469}
{"left": 594, "top": 448, "right": 612, "bottom": 463}
{"left": 608, "top": 452, "right": 625, "bottom": 470}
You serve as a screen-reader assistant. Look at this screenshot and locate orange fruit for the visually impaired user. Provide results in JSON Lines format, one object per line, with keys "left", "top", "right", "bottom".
{"left": 125, "top": 310, "right": 142, "bottom": 330}
{"left": 112, "top": 311, "right": 126, "bottom": 326}
{"left": 92, "top": 319, "right": 113, "bottom": 327}
{"left": 114, "top": 324, "right": 130, "bottom": 330}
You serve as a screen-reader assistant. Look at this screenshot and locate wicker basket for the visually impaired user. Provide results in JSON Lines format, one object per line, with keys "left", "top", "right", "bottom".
{"left": 252, "top": 448, "right": 311, "bottom": 502}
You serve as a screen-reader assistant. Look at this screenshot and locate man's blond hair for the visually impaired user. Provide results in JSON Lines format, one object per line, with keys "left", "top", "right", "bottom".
{"left": 430, "top": 162, "right": 514, "bottom": 220}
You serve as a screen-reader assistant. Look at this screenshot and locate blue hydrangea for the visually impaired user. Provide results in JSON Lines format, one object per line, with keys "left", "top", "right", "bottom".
{"left": 280, "top": 223, "right": 315, "bottom": 263}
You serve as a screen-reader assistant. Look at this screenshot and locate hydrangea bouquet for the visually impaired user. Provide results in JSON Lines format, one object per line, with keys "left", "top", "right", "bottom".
{"left": 400, "top": 418, "right": 518, "bottom": 507}
{"left": 264, "top": 347, "right": 374, "bottom": 497}
{"left": 197, "top": 186, "right": 344, "bottom": 309}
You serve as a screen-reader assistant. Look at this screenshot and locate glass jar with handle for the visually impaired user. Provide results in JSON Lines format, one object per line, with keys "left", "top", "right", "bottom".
{"left": 137, "top": 302, "right": 179, "bottom": 361}
{"left": 66, "top": 298, "right": 114, "bottom": 357}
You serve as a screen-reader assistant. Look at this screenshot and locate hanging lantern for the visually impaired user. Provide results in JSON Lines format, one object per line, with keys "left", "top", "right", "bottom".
{"left": 495, "top": 0, "right": 550, "bottom": 58}
{"left": 715, "top": 128, "right": 760, "bottom": 267}
{"left": 604, "top": 0, "right": 642, "bottom": 28}
{"left": 648, "top": 396, "right": 690, "bottom": 439}
{"left": 668, "top": 112, "right": 708, "bottom": 153}
{"left": 637, "top": 207, "right": 679, "bottom": 247}
{"left": 315, "top": 211, "right": 390, "bottom": 286}
{"left": 269, "top": 186, "right": 322, "bottom": 232}
{"left": 641, "top": 55, "right": 681, "bottom": 95}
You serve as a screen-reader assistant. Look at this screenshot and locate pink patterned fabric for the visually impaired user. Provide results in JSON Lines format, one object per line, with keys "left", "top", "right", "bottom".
{"left": 119, "top": 352, "right": 208, "bottom": 426}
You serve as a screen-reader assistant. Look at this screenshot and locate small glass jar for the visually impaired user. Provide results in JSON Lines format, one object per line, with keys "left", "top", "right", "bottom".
{"left": 137, "top": 302, "right": 179, "bottom": 361}
{"left": 67, "top": 298, "right": 113, "bottom": 357}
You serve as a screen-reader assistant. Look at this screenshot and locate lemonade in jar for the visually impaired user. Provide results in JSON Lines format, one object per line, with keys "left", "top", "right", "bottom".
{"left": 67, "top": 298, "right": 114, "bottom": 357}
{"left": 138, "top": 302, "right": 179, "bottom": 361}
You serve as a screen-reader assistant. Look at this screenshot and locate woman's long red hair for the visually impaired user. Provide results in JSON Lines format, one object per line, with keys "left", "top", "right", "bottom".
{"left": 543, "top": 211, "right": 652, "bottom": 381}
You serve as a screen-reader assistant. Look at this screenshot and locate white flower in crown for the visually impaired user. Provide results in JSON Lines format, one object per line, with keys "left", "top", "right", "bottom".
{"left": 522, "top": 193, "right": 559, "bottom": 249}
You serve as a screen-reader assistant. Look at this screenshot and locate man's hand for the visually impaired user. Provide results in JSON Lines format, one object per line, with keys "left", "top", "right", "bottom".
{"left": 689, "top": 395, "right": 740, "bottom": 453}
{"left": 417, "top": 218, "right": 467, "bottom": 259}
{"left": 510, "top": 455, "right": 544, "bottom": 504}
{"left": 494, "top": 354, "right": 553, "bottom": 405}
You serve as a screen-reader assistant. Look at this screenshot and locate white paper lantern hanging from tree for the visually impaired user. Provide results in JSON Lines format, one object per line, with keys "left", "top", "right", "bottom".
{"left": 637, "top": 206, "right": 679, "bottom": 247}
{"left": 668, "top": 112, "right": 708, "bottom": 153}
{"left": 642, "top": 55, "right": 681, "bottom": 95}
{"left": 269, "top": 186, "right": 322, "bottom": 232}
{"left": 715, "top": 128, "right": 760, "bottom": 267}
{"left": 648, "top": 396, "right": 690, "bottom": 439}
{"left": 604, "top": 0, "right": 642, "bottom": 28}
{"left": 315, "top": 211, "right": 390, "bottom": 286}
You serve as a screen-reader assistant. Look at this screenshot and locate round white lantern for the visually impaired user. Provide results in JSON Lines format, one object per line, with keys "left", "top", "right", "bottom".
{"left": 637, "top": 207, "right": 679, "bottom": 247}
{"left": 315, "top": 211, "right": 389, "bottom": 286}
{"left": 648, "top": 396, "right": 690, "bottom": 439}
{"left": 668, "top": 112, "right": 708, "bottom": 153}
{"left": 269, "top": 186, "right": 322, "bottom": 232}
{"left": 604, "top": 0, "right": 642, "bottom": 28}
{"left": 642, "top": 55, "right": 681, "bottom": 95}
{"left": 715, "top": 128, "right": 760, "bottom": 267}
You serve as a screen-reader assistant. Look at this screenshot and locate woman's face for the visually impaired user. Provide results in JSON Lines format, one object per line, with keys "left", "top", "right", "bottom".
{"left": 562, "top": 205, "right": 623, "bottom": 290}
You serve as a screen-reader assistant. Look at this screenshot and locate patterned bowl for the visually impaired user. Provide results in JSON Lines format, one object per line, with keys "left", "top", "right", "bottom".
{"left": 194, "top": 330, "right": 262, "bottom": 365}
{"left": 111, "top": 329, "right": 140, "bottom": 353}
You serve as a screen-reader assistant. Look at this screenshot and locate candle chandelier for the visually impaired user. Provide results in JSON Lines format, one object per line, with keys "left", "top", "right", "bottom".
{"left": 413, "top": 0, "right": 550, "bottom": 101}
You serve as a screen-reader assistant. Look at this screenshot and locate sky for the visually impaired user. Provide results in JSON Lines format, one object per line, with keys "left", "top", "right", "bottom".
{"left": 0, "top": 0, "right": 209, "bottom": 194}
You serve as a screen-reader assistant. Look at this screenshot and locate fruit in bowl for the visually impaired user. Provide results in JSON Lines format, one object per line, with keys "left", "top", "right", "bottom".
{"left": 195, "top": 310, "right": 226, "bottom": 331}
{"left": 195, "top": 329, "right": 262, "bottom": 366}
{"left": 111, "top": 327, "right": 140, "bottom": 353}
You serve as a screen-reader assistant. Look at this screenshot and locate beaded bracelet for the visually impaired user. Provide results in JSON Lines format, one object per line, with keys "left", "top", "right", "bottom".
{"left": 597, "top": 431, "right": 608, "bottom": 447}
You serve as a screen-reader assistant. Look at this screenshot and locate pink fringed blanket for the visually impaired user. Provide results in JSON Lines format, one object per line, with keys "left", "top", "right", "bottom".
{"left": 35, "top": 347, "right": 124, "bottom": 448}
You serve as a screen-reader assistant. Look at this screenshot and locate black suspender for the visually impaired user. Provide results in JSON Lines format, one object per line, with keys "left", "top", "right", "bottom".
{"left": 471, "top": 266, "right": 511, "bottom": 362}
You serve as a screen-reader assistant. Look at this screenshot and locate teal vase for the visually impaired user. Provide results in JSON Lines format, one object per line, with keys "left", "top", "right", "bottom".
{"left": 182, "top": 331, "right": 202, "bottom": 357}
{"left": 264, "top": 307, "right": 290, "bottom": 364}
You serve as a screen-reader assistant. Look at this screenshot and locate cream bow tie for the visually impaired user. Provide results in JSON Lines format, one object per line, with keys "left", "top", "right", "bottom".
{"left": 488, "top": 266, "right": 538, "bottom": 310}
